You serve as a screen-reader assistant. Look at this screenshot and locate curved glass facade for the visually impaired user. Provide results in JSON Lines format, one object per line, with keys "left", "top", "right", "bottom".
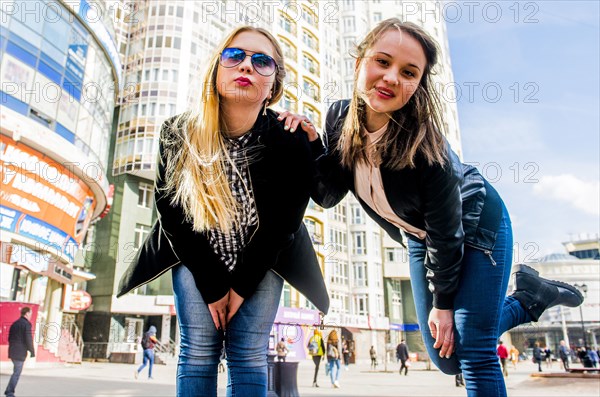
{"left": 0, "top": 0, "right": 117, "bottom": 170}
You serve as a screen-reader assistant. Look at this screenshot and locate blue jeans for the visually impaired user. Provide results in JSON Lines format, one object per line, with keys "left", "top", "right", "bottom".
{"left": 409, "top": 204, "right": 531, "bottom": 397}
{"left": 137, "top": 349, "right": 155, "bottom": 378}
{"left": 328, "top": 358, "right": 340, "bottom": 384}
{"left": 4, "top": 359, "right": 24, "bottom": 397}
{"left": 173, "top": 264, "right": 283, "bottom": 397}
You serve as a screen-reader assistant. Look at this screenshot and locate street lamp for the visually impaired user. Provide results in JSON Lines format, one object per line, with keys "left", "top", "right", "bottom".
{"left": 574, "top": 283, "right": 588, "bottom": 347}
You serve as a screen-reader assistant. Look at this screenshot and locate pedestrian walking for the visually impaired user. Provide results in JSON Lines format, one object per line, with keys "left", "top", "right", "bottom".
{"left": 279, "top": 17, "right": 584, "bottom": 397}
{"left": 327, "top": 330, "right": 341, "bottom": 388}
{"left": 276, "top": 338, "right": 288, "bottom": 362}
{"left": 369, "top": 346, "right": 378, "bottom": 370}
{"left": 117, "top": 25, "right": 329, "bottom": 397}
{"left": 533, "top": 343, "right": 543, "bottom": 372}
{"left": 135, "top": 325, "right": 158, "bottom": 379}
{"left": 396, "top": 340, "right": 410, "bottom": 376}
{"left": 558, "top": 340, "right": 570, "bottom": 371}
{"left": 455, "top": 373, "right": 465, "bottom": 387}
{"left": 497, "top": 341, "right": 509, "bottom": 377}
{"left": 4, "top": 306, "right": 35, "bottom": 397}
{"left": 544, "top": 347, "right": 553, "bottom": 368}
{"left": 587, "top": 347, "right": 599, "bottom": 368}
{"left": 307, "top": 329, "right": 326, "bottom": 387}
{"left": 341, "top": 338, "right": 350, "bottom": 371}
{"left": 509, "top": 345, "right": 519, "bottom": 369}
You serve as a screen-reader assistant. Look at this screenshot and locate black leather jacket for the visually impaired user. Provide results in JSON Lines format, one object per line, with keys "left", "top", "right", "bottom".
{"left": 118, "top": 110, "right": 330, "bottom": 313}
{"left": 312, "top": 100, "right": 504, "bottom": 310}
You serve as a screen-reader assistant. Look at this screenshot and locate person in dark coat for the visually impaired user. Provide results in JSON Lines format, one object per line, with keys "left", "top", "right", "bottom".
{"left": 4, "top": 306, "right": 35, "bottom": 397}
{"left": 533, "top": 343, "right": 543, "bottom": 372}
{"left": 396, "top": 340, "right": 410, "bottom": 375}
{"left": 558, "top": 340, "right": 570, "bottom": 371}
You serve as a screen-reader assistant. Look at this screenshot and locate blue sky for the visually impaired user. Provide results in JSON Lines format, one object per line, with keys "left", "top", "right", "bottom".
{"left": 446, "top": 1, "right": 599, "bottom": 260}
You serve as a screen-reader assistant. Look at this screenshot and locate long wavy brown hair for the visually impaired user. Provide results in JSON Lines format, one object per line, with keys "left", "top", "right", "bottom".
{"left": 338, "top": 19, "right": 447, "bottom": 170}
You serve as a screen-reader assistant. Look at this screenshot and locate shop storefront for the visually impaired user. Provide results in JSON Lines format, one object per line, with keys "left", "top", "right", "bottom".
{"left": 271, "top": 307, "right": 321, "bottom": 361}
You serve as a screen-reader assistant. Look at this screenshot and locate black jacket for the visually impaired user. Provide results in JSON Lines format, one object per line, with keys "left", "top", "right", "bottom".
{"left": 313, "top": 100, "right": 503, "bottom": 310}
{"left": 396, "top": 343, "right": 409, "bottom": 361}
{"left": 8, "top": 316, "right": 35, "bottom": 361}
{"left": 117, "top": 110, "right": 330, "bottom": 313}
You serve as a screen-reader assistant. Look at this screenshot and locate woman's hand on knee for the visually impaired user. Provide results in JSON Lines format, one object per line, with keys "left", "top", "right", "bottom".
{"left": 226, "top": 288, "right": 244, "bottom": 324}
{"left": 428, "top": 308, "right": 455, "bottom": 359}
{"left": 277, "top": 111, "right": 319, "bottom": 142}
{"left": 208, "top": 291, "right": 230, "bottom": 331}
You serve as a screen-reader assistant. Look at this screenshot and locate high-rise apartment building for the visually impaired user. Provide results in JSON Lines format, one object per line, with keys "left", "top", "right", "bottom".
{"left": 82, "top": 0, "right": 461, "bottom": 363}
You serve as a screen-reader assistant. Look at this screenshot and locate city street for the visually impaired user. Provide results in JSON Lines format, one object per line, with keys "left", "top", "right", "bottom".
{"left": 1, "top": 358, "right": 599, "bottom": 397}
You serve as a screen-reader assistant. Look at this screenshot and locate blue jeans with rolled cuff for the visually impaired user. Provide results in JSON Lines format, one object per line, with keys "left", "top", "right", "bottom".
{"left": 408, "top": 204, "right": 532, "bottom": 397}
{"left": 172, "top": 264, "right": 283, "bottom": 397}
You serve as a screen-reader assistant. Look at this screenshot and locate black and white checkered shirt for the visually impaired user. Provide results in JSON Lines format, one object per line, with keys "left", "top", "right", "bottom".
{"left": 208, "top": 132, "right": 258, "bottom": 272}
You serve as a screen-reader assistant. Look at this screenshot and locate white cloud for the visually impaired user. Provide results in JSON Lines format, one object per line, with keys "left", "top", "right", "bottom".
{"left": 533, "top": 174, "right": 600, "bottom": 216}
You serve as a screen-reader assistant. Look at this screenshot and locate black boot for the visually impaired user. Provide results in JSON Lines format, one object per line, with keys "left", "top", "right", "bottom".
{"left": 511, "top": 264, "right": 584, "bottom": 321}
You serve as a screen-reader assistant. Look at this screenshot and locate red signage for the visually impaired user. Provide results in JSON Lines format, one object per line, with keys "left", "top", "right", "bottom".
{"left": 69, "top": 290, "right": 92, "bottom": 311}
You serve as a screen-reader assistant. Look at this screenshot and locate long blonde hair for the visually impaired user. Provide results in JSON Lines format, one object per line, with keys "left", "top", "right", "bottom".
{"left": 338, "top": 19, "right": 447, "bottom": 170}
{"left": 161, "top": 26, "right": 285, "bottom": 233}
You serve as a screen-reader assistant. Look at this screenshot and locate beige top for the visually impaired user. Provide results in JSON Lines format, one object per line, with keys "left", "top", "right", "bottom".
{"left": 354, "top": 123, "right": 427, "bottom": 240}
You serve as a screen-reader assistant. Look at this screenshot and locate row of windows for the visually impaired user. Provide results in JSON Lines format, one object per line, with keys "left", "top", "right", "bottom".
{"left": 150, "top": 4, "right": 185, "bottom": 18}
{"left": 328, "top": 259, "right": 383, "bottom": 289}
{"left": 120, "top": 101, "right": 177, "bottom": 123}
{"left": 146, "top": 35, "right": 181, "bottom": 50}
{"left": 330, "top": 291, "right": 385, "bottom": 318}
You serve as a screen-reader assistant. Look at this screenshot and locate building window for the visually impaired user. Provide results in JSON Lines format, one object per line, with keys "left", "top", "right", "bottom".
{"left": 374, "top": 231, "right": 380, "bottom": 257}
{"left": 284, "top": 67, "right": 297, "bottom": 86}
{"left": 351, "top": 205, "right": 364, "bottom": 224}
{"left": 332, "top": 204, "right": 347, "bottom": 223}
{"left": 331, "top": 291, "right": 349, "bottom": 314}
{"left": 353, "top": 262, "right": 368, "bottom": 287}
{"left": 373, "top": 12, "right": 382, "bottom": 22}
{"left": 330, "top": 260, "right": 348, "bottom": 285}
{"left": 352, "top": 232, "right": 367, "bottom": 255}
{"left": 138, "top": 182, "right": 153, "bottom": 208}
{"left": 304, "top": 218, "right": 323, "bottom": 244}
{"left": 279, "top": 37, "right": 297, "bottom": 60}
{"left": 391, "top": 291, "right": 402, "bottom": 320}
{"left": 374, "top": 262, "right": 382, "bottom": 288}
{"left": 385, "top": 247, "right": 403, "bottom": 262}
{"left": 134, "top": 224, "right": 151, "bottom": 249}
{"left": 343, "top": 16, "right": 355, "bottom": 32}
{"left": 303, "top": 104, "right": 321, "bottom": 126}
{"left": 279, "top": 14, "right": 296, "bottom": 34}
{"left": 375, "top": 294, "right": 384, "bottom": 317}
{"left": 353, "top": 294, "right": 368, "bottom": 316}
{"left": 282, "top": 284, "right": 291, "bottom": 307}
{"left": 329, "top": 228, "right": 348, "bottom": 253}
{"left": 301, "top": 7, "right": 318, "bottom": 28}
{"left": 302, "top": 30, "right": 319, "bottom": 51}
{"left": 281, "top": 91, "right": 298, "bottom": 113}
{"left": 302, "top": 78, "right": 320, "bottom": 102}
{"left": 302, "top": 54, "right": 319, "bottom": 76}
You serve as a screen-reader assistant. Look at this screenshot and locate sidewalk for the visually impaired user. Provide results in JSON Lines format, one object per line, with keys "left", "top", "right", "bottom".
{"left": 1, "top": 358, "right": 599, "bottom": 396}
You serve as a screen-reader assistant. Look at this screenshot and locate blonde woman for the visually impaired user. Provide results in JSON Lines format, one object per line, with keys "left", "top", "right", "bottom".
{"left": 118, "top": 26, "right": 329, "bottom": 397}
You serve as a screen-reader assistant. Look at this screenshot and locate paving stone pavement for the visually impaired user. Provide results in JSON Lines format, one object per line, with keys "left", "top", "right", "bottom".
{"left": 1, "top": 358, "right": 599, "bottom": 396}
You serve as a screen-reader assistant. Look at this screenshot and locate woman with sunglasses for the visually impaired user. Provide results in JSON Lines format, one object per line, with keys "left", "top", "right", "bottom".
{"left": 281, "top": 19, "right": 583, "bottom": 396}
{"left": 118, "top": 26, "right": 329, "bottom": 397}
